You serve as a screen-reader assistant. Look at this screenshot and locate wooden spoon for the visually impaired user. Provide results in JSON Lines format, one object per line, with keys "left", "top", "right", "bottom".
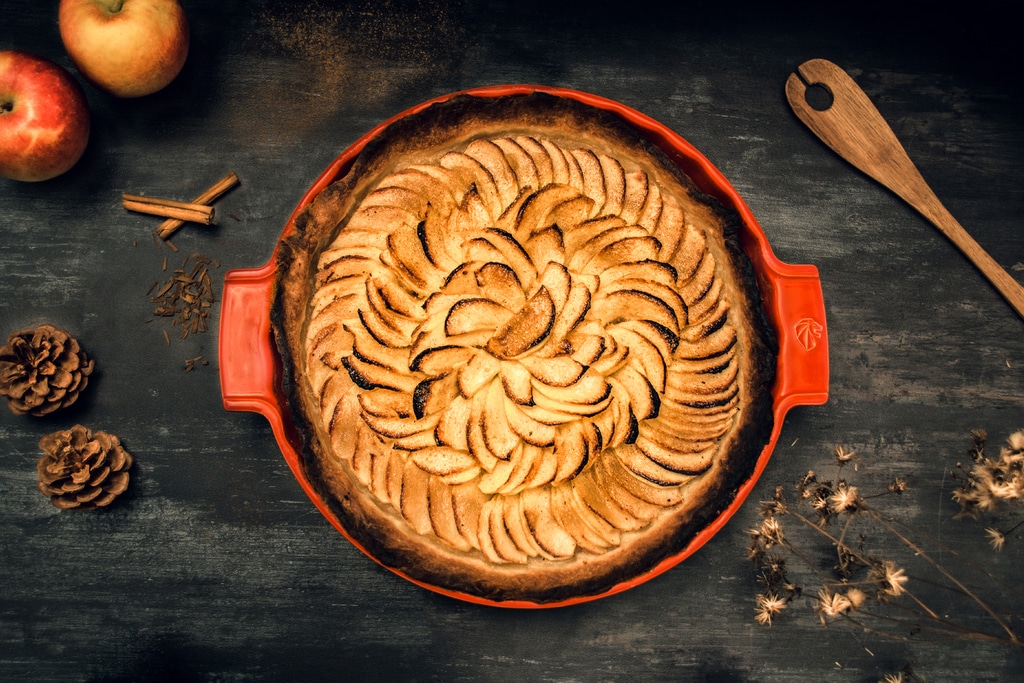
{"left": 785, "top": 58, "right": 1024, "bottom": 321}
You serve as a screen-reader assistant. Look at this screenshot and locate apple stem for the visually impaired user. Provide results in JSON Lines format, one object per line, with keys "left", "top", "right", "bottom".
{"left": 109, "top": 0, "right": 124, "bottom": 12}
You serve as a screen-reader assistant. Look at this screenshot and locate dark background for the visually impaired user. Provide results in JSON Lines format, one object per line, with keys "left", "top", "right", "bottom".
{"left": 2, "top": 1, "right": 1022, "bottom": 681}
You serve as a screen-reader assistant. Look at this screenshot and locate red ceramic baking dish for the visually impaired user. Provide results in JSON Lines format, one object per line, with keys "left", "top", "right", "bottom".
{"left": 218, "top": 84, "right": 829, "bottom": 607}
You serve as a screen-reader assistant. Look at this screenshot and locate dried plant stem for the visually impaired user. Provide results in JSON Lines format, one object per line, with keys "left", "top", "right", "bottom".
{"left": 867, "top": 511, "right": 1019, "bottom": 644}
{"left": 785, "top": 507, "right": 1021, "bottom": 646}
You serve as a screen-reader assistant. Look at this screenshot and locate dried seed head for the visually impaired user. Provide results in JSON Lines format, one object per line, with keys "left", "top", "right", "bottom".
{"left": 829, "top": 482, "right": 862, "bottom": 514}
{"left": 985, "top": 527, "right": 1006, "bottom": 551}
{"left": 755, "top": 592, "right": 787, "bottom": 626}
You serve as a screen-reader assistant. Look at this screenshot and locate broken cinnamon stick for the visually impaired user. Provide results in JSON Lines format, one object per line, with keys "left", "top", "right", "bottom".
{"left": 156, "top": 172, "right": 240, "bottom": 238}
{"left": 123, "top": 194, "right": 216, "bottom": 225}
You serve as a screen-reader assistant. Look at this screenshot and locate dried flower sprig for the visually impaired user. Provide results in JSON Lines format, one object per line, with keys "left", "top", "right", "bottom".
{"left": 952, "top": 429, "right": 1024, "bottom": 520}
{"left": 748, "top": 434, "right": 1024, "bottom": 653}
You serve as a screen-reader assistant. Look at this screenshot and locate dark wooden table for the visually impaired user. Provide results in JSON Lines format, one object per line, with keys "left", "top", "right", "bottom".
{"left": 2, "top": 2, "right": 1022, "bottom": 681}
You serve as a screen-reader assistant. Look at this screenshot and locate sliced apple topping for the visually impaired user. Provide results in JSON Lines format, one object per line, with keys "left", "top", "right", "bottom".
{"left": 306, "top": 133, "right": 751, "bottom": 564}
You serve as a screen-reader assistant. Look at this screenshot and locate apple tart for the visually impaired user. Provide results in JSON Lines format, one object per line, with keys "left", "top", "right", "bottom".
{"left": 272, "top": 93, "right": 776, "bottom": 603}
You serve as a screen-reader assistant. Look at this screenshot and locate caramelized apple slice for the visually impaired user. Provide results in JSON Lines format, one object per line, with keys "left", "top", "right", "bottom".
{"left": 444, "top": 297, "right": 512, "bottom": 336}
{"left": 485, "top": 286, "right": 555, "bottom": 360}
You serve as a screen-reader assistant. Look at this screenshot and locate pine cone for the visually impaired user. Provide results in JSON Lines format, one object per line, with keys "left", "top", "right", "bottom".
{"left": 0, "top": 324, "right": 95, "bottom": 416}
{"left": 37, "top": 425, "right": 134, "bottom": 510}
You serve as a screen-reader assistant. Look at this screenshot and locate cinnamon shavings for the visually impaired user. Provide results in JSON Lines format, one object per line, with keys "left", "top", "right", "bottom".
{"left": 149, "top": 253, "right": 218, "bottom": 340}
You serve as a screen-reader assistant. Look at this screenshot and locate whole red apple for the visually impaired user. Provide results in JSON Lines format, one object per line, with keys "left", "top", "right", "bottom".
{"left": 0, "top": 50, "right": 91, "bottom": 182}
{"left": 59, "top": 0, "right": 189, "bottom": 98}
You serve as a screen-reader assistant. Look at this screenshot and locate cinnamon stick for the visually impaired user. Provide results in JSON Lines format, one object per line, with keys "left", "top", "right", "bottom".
{"left": 123, "top": 194, "right": 216, "bottom": 225}
{"left": 156, "top": 172, "right": 240, "bottom": 238}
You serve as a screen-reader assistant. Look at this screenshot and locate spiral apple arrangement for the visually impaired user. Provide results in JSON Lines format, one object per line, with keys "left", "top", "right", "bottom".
{"left": 304, "top": 135, "right": 743, "bottom": 564}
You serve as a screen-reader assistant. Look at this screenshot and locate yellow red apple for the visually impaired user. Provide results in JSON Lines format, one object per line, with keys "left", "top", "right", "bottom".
{"left": 0, "top": 50, "right": 91, "bottom": 182}
{"left": 59, "top": 0, "right": 189, "bottom": 98}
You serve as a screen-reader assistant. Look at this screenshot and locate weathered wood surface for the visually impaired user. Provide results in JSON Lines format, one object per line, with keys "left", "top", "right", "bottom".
{"left": 1, "top": 2, "right": 1021, "bottom": 681}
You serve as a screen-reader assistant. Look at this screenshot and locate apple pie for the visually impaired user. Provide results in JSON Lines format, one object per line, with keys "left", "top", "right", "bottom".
{"left": 272, "top": 92, "right": 777, "bottom": 603}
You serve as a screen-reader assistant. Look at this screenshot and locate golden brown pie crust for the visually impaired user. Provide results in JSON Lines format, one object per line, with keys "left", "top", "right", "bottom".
{"left": 272, "top": 93, "right": 776, "bottom": 604}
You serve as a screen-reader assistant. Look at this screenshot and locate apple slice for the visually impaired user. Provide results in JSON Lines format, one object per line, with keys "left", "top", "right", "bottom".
{"left": 515, "top": 136, "right": 555, "bottom": 187}
{"left": 518, "top": 354, "right": 586, "bottom": 388}
{"left": 590, "top": 398, "right": 637, "bottom": 450}
{"left": 439, "top": 150, "right": 502, "bottom": 218}
{"left": 595, "top": 454, "right": 675, "bottom": 518}
{"left": 477, "top": 458, "right": 516, "bottom": 495}
{"left": 493, "top": 186, "right": 535, "bottom": 234}
{"left": 485, "top": 286, "right": 555, "bottom": 360}
{"left": 601, "top": 280, "right": 687, "bottom": 331}
{"left": 413, "top": 446, "right": 481, "bottom": 484}
{"left": 496, "top": 443, "right": 545, "bottom": 495}
{"left": 549, "top": 485, "right": 611, "bottom": 554}
{"left": 363, "top": 184, "right": 427, "bottom": 216}
{"left": 427, "top": 476, "right": 473, "bottom": 551}
{"left": 501, "top": 493, "right": 549, "bottom": 559}
{"left": 499, "top": 361, "right": 535, "bottom": 406}
{"left": 365, "top": 278, "right": 421, "bottom": 334}
{"left": 532, "top": 370, "right": 611, "bottom": 406}
{"left": 589, "top": 336, "right": 630, "bottom": 376}
{"left": 457, "top": 352, "right": 501, "bottom": 398}
{"left": 614, "top": 322, "right": 678, "bottom": 372}
{"left": 635, "top": 435, "right": 715, "bottom": 476}
{"left": 451, "top": 483, "right": 486, "bottom": 550}
{"left": 399, "top": 462, "right": 434, "bottom": 535}
{"left": 434, "top": 394, "right": 472, "bottom": 451}
{"left": 598, "top": 154, "right": 626, "bottom": 217}
{"left": 479, "top": 228, "right": 538, "bottom": 291}
{"left": 482, "top": 380, "right": 520, "bottom": 461}
{"left": 342, "top": 353, "right": 420, "bottom": 393}
{"left": 567, "top": 225, "right": 649, "bottom": 273}
{"left": 540, "top": 139, "right": 572, "bottom": 186}
{"left": 524, "top": 226, "right": 566, "bottom": 274}
{"left": 358, "top": 388, "right": 413, "bottom": 419}
{"left": 582, "top": 236, "right": 664, "bottom": 275}
{"left": 481, "top": 497, "right": 529, "bottom": 564}
{"left": 608, "top": 325, "right": 668, "bottom": 393}
{"left": 607, "top": 365, "right": 659, "bottom": 421}
{"left": 360, "top": 408, "right": 440, "bottom": 440}
{"left": 409, "top": 344, "right": 475, "bottom": 376}
{"left": 619, "top": 169, "right": 649, "bottom": 225}
{"left": 635, "top": 176, "right": 663, "bottom": 231}
{"left": 521, "top": 487, "right": 576, "bottom": 559}
{"left": 412, "top": 372, "right": 459, "bottom": 418}
{"left": 444, "top": 297, "right": 512, "bottom": 337}
{"left": 503, "top": 401, "right": 556, "bottom": 447}
{"left": 348, "top": 324, "right": 411, "bottom": 376}
{"left": 467, "top": 390, "right": 501, "bottom": 472}
{"left": 569, "top": 148, "right": 606, "bottom": 213}
{"left": 545, "top": 280, "right": 592, "bottom": 348}
{"left": 666, "top": 357, "right": 739, "bottom": 397}
{"left": 564, "top": 481, "right": 622, "bottom": 548}
{"left": 476, "top": 262, "right": 526, "bottom": 311}
{"left": 572, "top": 469, "right": 644, "bottom": 531}
{"left": 513, "top": 184, "right": 583, "bottom": 239}
{"left": 493, "top": 137, "right": 539, "bottom": 191}
{"left": 464, "top": 138, "right": 520, "bottom": 207}
{"left": 567, "top": 332, "right": 605, "bottom": 366}
{"left": 552, "top": 420, "right": 601, "bottom": 483}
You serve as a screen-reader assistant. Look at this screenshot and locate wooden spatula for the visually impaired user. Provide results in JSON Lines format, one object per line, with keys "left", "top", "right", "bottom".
{"left": 785, "top": 58, "right": 1024, "bottom": 321}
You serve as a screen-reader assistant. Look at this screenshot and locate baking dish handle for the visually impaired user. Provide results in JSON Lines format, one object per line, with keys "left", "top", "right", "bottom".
{"left": 218, "top": 262, "right": 281, "bottom": 419}
{"left": 764, "top": 260, "right": 830, "bottom": 417}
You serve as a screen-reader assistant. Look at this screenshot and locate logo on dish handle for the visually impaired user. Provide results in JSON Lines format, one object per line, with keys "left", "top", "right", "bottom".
{"left": 795, "top": 317, "right": 823, "bottom": 351}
